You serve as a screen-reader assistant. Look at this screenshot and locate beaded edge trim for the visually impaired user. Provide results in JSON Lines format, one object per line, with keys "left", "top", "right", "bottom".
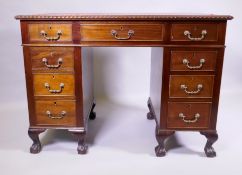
{"left": 15, "top": 15, "right": 233, "bottom": 20}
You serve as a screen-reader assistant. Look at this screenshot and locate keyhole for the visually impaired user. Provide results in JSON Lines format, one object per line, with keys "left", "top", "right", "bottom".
{"left": 49, "top": 25, "right": 52, "bottom": 30}
{"left": 54, "top": 102, "right": 57, "bottom": 105}
{"left": 120, "top": 26, "right": 123, "bottom": 31}
{"left": 52, "top": 75, "right": 55, "bottom": 79}
{"left": 188, "top": 104, "right": 191, "bottom": 109}
{"left": 185, "top": 104, "right": 192, "bottom": 116}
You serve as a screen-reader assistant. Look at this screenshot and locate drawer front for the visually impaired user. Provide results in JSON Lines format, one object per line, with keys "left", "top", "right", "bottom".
{"left": 30, "top": 47, "right": 74, "bottom": 72}
{"left": 80, "top": 23, "right": 164, "bottom": 41}
{"left": 33, "top": 74, "right": 75, "bottom": 96}
{"left": 28, "top": 23, "right": 72, "bottom": 42}
{"left": 35, "top": 100, "right": 76, "bottom": 126}
{"left": 169, "top": 75, "right": 214, "bottom": 98}
{"left": 171, "top": 23, "right": 219, "bottom": 42}
{"left": 170, "top": 51, "right": 217, "bottom": 71}
{"left": 167, "top": 102, "right": 212, "bottom": 129}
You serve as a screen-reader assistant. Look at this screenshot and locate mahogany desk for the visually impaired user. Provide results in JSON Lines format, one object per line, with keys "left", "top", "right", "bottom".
{"left": 15, "top": 14, "right": 233, "bottom": 157}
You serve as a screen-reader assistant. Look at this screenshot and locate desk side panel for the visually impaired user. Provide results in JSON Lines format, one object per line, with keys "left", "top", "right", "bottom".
{"left": 150, "top": 47, "right": 164, "bottom": 125}
{"left": 81, "top": 47, "right": 94, "bottom": 126}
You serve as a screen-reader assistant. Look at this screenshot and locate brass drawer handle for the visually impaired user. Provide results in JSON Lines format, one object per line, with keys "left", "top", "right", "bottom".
{"left": 44, "top": 83, "right": 64, "bottom": 93}
{"left": 111, "top": 29, "right": 134, "bottom": 40}
{"left": 184, "top": 30, "right": 207, "bottom": 41}
{"left": 42, "top": 58, "right": 63, "bottom": 68}
{"left": 46, "top": 110, "right": 66, "bottom": 119}
{"left": 40, "top": 30, "right": 62, "bottom": 41}
{"left": 183, "top": 58, "right": 205, "bottom": 69}
{"left": 179, "top": 113, "right": 200, "bottom": 123}
{"left": 180, "top": 84, "right": 203, "bottom": 95}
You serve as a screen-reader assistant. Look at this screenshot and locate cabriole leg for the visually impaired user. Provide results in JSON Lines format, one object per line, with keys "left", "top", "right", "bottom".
{"left": 89, "top": 101, "right": 96, "bottom": 120}
{"left": 155, "top": 127, "right": 175, "bottom": 157}
{"left": 200, "top": 131, "right": 218, "bottom": 158}
{"left": 28, "top": 128, "right": 46, "bottom": 154}
{"left": 70, "top": 130, "right": 88, "bottom": 154}
{"left": 147, "top": 98, "right": 155, "bottom": 120}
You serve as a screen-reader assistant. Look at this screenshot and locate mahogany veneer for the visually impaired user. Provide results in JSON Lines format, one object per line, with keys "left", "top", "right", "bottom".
{"left": 30, "top": 47, "right": 74, "bottom": 72}
{"left": 15, "top": 13, "right": 233, "bottom": 157}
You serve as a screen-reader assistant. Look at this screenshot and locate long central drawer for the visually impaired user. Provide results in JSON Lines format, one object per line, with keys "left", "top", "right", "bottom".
{"left": 80, "top": 23, "right": 164, "bottom": 41}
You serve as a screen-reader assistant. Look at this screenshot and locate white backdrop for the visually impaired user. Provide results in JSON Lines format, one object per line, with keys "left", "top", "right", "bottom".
{"left": 0, "top": 1, "right": 242, "bottom": 175}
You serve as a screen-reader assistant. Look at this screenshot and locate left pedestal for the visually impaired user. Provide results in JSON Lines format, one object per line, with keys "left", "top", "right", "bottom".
{"left": 19, "top": 19, "right": 95, "bottom": 154}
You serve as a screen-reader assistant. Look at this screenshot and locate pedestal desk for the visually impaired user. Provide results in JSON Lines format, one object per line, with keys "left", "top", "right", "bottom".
{"left": 15, "top": 14, "right": 233, "bottom": 157}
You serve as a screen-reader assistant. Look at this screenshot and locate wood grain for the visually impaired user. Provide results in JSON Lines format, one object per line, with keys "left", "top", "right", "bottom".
{"left": 33, "top": 74, "right": 75, "bottom": 96}
{"left": 167, "top": 102, "right": 212, "bottom": 129}
{"left": 30, "top": 47, "right": 74, "bottom": 72}
{"left": 169, "top": 75, "right": 214, "bottom": 98}
{"left": 28, "top": 22, "right": 72, "bottom": 42}
{"left": 35, "top": 100, "right": 76, "bottom": 126}
{"left": 15, "top": 14, "right": 232, "bottom": 155}
{"left": 170, "top": 50, "right": 217, "bottom": 71}
{"left": 80, "top": 23, "right": 164, "bottom": 41}
{"left": 171, "top": 23, "right": 219, "bottom": 42}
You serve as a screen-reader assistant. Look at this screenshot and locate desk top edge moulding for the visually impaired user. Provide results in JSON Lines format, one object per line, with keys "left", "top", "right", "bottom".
{"left": 15, "top": 13, "right": 233, "bottom": 157}
{"left": 15, "top": 13, "right": 233, "bottom": 20}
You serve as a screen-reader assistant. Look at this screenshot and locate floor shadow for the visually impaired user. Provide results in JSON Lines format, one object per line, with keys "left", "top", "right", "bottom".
{"left": 165, "top": 134, "right": 205, "bottom": 157}
{"left": 165, "top": 134, "right": 183, "bottom": 151}
{"left": 86, "top": 115, "right": 108, "bottom": 144}
{"left": 41, "top": 129, "right": 76, "bottom": 146}
{"left": 85, "top": 101, "right": 158, "bottom": 154}
{"left": 86, "top": 99, "right": 124, "bottom": 145}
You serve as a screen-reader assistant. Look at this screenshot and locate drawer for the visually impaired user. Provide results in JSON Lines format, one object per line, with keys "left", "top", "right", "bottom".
{"left": 80, "top": 23, "right": 164, "bottom": 41}
{"left": 167, "top": 102, "right": 212, "bottom": 129}
{"left": 33, "top": 74, "right": 75, "bottom": 96}
{"left": 170, "top": 51, "right": 217, "bottom": 71}
{"left": 171, "top": 23, "right": 219, "bottom": 42}
{"left": 28, "top": 22, "right": 72, "bottom": 42}
{"left": 35, "top": 100, "right": 76, "bottom": 126}
{"left": 30, "top": 47, "right": 74, "bottom": 72}
{"left": 169, "top": 75, "right": 214, "bottom": 98}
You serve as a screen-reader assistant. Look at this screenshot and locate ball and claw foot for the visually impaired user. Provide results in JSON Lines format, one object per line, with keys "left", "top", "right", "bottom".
{"left": 147, "top": 112, "right": 155, "bottom": 120}
{"left": 155, "top": 127, "right": 175, "bottom": 157}
{"left": 155, "top": 145, "right": 166, "bottom": 157}
{"left": 200, "top": 131, "right": 218, "bottom": 158}
{"left": 70, "top": 130, "right": 88, "bottom": 155}
{"left": 77, "top": 144, "right": 88, "bottom": 154}
{"left": 28, "top": 128, "right": 45, "bottom": 154}
{"left": 204, "top": 146, "right": 216, "bottom": 158}
{"left": 30, "top": 143, "right": 42, "bottom": 154}
{"left": 89, "top": 111, "right": 96, "bottom": 120}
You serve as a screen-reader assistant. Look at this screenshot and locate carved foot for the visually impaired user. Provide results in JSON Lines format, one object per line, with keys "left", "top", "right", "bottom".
{"left": 89, "top": 102, "right": 96, "bottom": 120}
{"left": 147, "top": 112, "right": 154, "bottom": 120}
{"left": 147, "top": 98, "right": 155, "bottom": 120}
{"left": 155, "top": 127, "right": 175, "bottom": 157}
{"left": 89, "top": 112, "right": 96, "bottom": 120}
{"left": 155, "top": 145, "right": 166, "bottom": 157}
{"left": 28, "top": 128, "right": 46, "bottom": 154}
{"left": 200, "top": 131, "right": 218, "bottom": 158}
{"left": 77, "top": 143, "right": 88, "bottom": 154}
{"left": 70, "top": 130, "right": 88, "bottom": 154}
